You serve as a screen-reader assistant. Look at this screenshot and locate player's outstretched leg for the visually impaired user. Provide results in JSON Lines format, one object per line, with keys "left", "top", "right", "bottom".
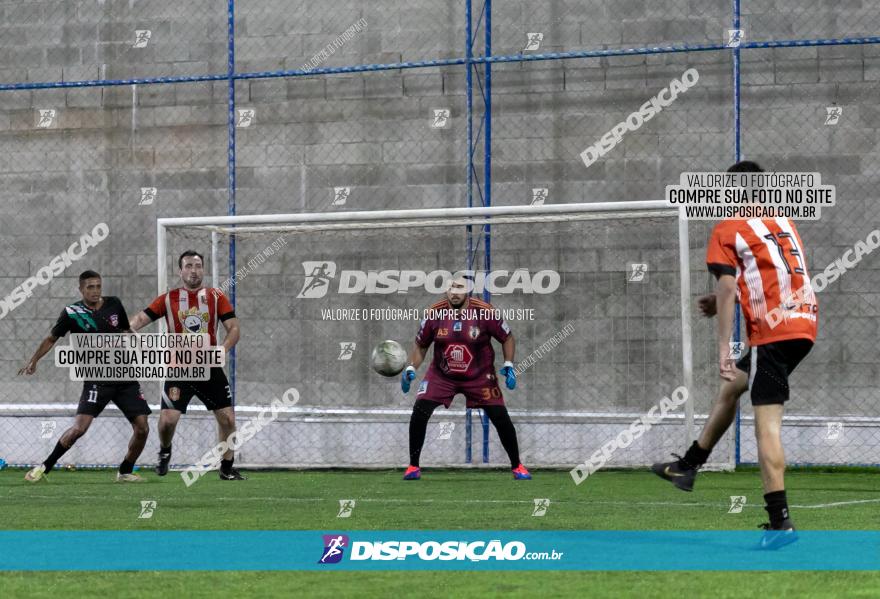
{"left": 116, "top": 415, "right": 149, "bottom": 482}
{"left": 25, "top": 415, "right": 94, "bottom": 482}
{"left": 156, "top": 408, "right": 182, "bottom": 476}
{"left": 652, "top": 373, "right": 747, "bottom": 491}
{"left": 214, "top": 407, "right": 245, "bottom": 480}
{"left": 483, "top": 406, "right": 530, "bottom": 480}
{"left": 405, "top": 399, "right": 440, "bottom": 480}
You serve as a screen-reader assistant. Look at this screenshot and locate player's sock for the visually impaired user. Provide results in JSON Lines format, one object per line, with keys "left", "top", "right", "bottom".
{"left": 764, "top": 490, "right": 790, "bottom": 528}
{"left": 156, "top": 444, "right": 172, "bottom": 476}
{"left": 118, "top": 459, "right": 135, "bottom": 475}
{"left": 483, "top": 406, "right": 520, "bottom": 469}
{"left": 682, "top": 440, "right": 711, "bottom": 468}
{"left": 43, "top": 441, "right": 69, "bottom": 472}
{"left": 220, "top": 458, "right": 234, "bottom": 475}
{"left": 408, "top": 399, "right": 439, "bottom": 467}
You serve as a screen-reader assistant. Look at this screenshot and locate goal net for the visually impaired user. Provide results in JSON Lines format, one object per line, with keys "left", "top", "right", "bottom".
{"left": 151, "top": 202, "right": 730, "bottom": 472}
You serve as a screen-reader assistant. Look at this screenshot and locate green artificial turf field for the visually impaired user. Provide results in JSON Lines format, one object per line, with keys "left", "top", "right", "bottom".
{"left": 1, "top": 467, "right": 877, "bottom": 597}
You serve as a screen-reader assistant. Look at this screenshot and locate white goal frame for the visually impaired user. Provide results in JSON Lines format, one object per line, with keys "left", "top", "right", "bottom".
{"left": 156, "top": 201, "right": 710, "bottom": 468}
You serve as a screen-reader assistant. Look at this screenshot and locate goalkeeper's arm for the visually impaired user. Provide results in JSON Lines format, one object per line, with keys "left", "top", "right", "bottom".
{"left": 401, "top": 343, "right": 428, "bottom": 393}
{"left": 500, "top": 334, "right": 517, "bottom": 390}
{"left": 407, "top": 343, "right": 428, "bottom": 370}
{"left": 501, "top": 334, "right": 515, "bottom": 363}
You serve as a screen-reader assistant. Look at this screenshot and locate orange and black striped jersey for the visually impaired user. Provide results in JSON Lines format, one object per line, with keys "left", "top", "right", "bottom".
{"left": 706, "top": 218, "right": 817, "bottom": 345}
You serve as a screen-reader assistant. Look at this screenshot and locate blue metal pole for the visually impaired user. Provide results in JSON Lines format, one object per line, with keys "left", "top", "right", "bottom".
{"left": 226, "top": 0, "right": 237, "bottom": 407}
{"left": 464, "top": 0, "right": 475, "bottom": 465}
{"left": 481, "top": 0, "right": 493, "bottom": 463}
{"left": 732, "top": 0, "right": 742, "bottom": 467}
{"left": 466, "top": 0, "right": 474, "bottom": 215}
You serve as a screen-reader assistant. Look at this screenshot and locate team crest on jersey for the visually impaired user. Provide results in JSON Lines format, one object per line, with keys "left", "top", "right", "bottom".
{"left": 469, "top": 326, "right": 480, "bottom": 339}
{"left": 109, "top": 314, "right": 119, "bottom": 327}
{"left": 178, "top": 307, "right": 209, "bottom": 333}
{"left": 443, "top": 344, "right": 474, "bottom": 373}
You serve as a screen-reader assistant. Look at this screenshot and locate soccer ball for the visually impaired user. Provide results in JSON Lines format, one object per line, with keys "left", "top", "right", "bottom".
{"left": 371, "top": 340, "right": 408, "bottom": 377}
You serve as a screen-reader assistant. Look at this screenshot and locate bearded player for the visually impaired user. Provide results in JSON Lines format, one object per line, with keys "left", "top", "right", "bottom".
{"left": 20, "top": 270, "right": 150, "bottom": 482}
{"left": 128, "top": 250, "right": 244, "bottom": 480}
{"left": 652, "top": 161, "right": 817, "bottom": 549}
{"left": 400, "top": 275, "right": 531, "bottom": 480}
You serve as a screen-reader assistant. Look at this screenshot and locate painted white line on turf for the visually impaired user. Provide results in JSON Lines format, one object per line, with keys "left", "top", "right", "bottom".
{"left": 793, "top": 498, "right": 880, "bottom": 509}
{"left": 16, "top": 493, "right": 880, "bottom": 510}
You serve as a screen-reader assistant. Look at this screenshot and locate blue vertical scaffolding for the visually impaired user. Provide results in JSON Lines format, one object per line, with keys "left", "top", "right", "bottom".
{"left": 465, "top": 0, "right": 494, "bottom": 463}
{"left": 226, "top": 0, "right": 237, "bottom": 407}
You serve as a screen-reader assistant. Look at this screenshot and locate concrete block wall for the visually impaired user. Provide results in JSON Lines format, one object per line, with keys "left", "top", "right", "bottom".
{"left": 0, "top": 1, "right": 878, "bottom": 464}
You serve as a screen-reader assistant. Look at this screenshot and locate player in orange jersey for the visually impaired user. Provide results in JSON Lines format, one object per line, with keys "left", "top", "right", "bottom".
{"left": 653, "top": 161, "right": 817, "bottom": 549}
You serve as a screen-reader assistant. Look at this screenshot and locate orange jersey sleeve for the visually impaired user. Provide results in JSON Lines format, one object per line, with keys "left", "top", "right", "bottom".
{"left": 144, "top": 293, "right": 167, "bottom": 321}
{"left": 212, "top": 289, "right": 235, "bottom": 319}
{"left": 706, "top": 221, "right": 738, "bottom": 279}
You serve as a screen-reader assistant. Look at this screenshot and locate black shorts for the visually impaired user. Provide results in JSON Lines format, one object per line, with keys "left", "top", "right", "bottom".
{"left": 735, "top": 339, "right": 813, "bottom": 406}
{"left": 162, "top": 367, "right": 232, "bottom": 413}
{"left": 77, "top": 382, "right": 151, "bottom": 422}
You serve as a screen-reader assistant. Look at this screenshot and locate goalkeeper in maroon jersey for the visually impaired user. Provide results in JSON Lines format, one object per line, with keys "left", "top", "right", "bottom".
{"left": 400, "top": 275, "right": 531, "bottom": 480}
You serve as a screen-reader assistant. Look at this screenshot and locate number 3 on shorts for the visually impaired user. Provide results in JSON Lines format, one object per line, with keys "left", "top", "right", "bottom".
{"left": 480, "top": 387, "right": 501, "bottom": 400}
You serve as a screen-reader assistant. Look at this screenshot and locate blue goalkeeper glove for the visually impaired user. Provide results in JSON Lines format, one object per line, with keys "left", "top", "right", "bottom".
{"left": 500, "top": 361, "right": 516, "bottom": 390}
{"left": 401, "top": 366, "right": 416, "bottom": 393}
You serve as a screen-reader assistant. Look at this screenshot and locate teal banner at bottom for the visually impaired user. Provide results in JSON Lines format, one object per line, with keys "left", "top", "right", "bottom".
{"left": 0, "top": 531, "right": 877, "bottom": 571}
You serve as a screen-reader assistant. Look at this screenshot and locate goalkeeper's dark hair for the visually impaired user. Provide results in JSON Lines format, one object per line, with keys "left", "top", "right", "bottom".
{"left": 178, "top": 250, "right": 204, "bottom": 269}
{"left": 78, "top": 270, "right": 101, "bottom": 284}
{"left": 727, "top": 160, "right": 764, "bottom": 173}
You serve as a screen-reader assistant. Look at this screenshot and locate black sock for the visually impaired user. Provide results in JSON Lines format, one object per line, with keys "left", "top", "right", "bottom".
{"left": 43, "top": 441, "right": 69, "bottom": 472}
{"left": 483, "top": 406, "right": 521, "bottom": 469}
{"left": 408, "top": 399, "right": 440, "bottom": 467}
{"left": 683, "top": 440, "right": 711, "bottom": 468}
{"left": 159, "top": 444, "right": 172, "bottom": 456}
{"left": 118, "top": 459, "right": 135, "bottom": 475}
{"left": 764, "top": 490, "right": 790, "bottom": 528}
{"left": 220, "top": 458, "right": 234, "bottom": 474}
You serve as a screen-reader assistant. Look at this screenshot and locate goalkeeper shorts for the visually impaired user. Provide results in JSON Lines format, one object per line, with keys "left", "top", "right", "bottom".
{"left": 417, "top": 370, "right": 505, "bottom": 409}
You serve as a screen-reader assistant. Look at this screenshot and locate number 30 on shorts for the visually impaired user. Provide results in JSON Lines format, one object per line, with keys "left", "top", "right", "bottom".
{"left": 480, "top": 387, "right": 501, "bottom": 400}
